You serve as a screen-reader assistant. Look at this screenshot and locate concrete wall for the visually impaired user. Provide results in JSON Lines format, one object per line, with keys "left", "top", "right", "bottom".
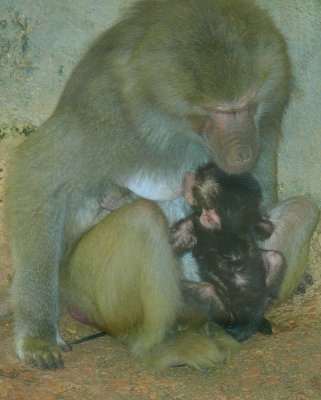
{"left": 0, "top": 0, "right": 320, "bottom": 206}
{"left": 257, "top": 0, "right": 321, "bottom": 205}
{"left": 0, "top": 0, "right": 133, "bottom": 125}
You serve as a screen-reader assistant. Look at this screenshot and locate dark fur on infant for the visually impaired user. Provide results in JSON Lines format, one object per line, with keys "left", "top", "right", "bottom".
{"left": 172, "top": 163, "right": 285, "bottom": 341}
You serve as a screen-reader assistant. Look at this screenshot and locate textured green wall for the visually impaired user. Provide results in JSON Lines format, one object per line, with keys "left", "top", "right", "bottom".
{"left": 257, "top": 0, "right": 321, "bottom": 206}
{"left": 0, "top": 0, "right": 133, "bottom": 125}
{"left": 0, "top": 0, "right": 320, "bottom": 206}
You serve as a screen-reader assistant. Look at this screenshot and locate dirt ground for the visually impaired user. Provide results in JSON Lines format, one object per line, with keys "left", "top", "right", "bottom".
{"left": 0, "top": 136, "right": 320, "bottom": 400}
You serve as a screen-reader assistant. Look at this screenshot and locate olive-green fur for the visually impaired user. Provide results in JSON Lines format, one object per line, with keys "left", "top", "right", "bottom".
{"left": 5, "top": 0, "right": 316, "bottom": 369}
{"left": 62, "top": 200, "right": 240, "bottom": 369}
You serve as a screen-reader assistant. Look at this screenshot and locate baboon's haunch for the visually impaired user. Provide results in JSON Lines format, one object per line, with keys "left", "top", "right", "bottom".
{"left": 62, "top": 200, "right": 240, "bottom": 370}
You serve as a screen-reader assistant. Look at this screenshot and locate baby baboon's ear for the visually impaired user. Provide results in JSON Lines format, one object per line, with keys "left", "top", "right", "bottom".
{"left": 199, "top": 209, "right": 221, "bottom": 230}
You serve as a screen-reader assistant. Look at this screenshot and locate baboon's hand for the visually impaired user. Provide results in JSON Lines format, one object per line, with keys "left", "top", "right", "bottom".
{"left": 18, "top": 336, "right": 71, "bottom": 370}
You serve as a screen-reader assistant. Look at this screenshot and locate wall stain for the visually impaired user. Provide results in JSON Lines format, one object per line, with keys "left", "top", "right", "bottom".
{"left": 0, "top": 8, "right": 34, "bottom": 80}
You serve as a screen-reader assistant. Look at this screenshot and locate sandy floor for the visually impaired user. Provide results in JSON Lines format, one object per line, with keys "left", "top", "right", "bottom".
{"left": 0, "top": 136, "right": 320, "bottom": 400}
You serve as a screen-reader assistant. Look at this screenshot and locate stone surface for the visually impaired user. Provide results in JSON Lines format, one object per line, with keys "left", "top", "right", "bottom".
{"left": 257, "top": 0, "right": 321, "bottom": 207}
{"left": 0, "top": 0, "right": 133, "bottom": 125}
